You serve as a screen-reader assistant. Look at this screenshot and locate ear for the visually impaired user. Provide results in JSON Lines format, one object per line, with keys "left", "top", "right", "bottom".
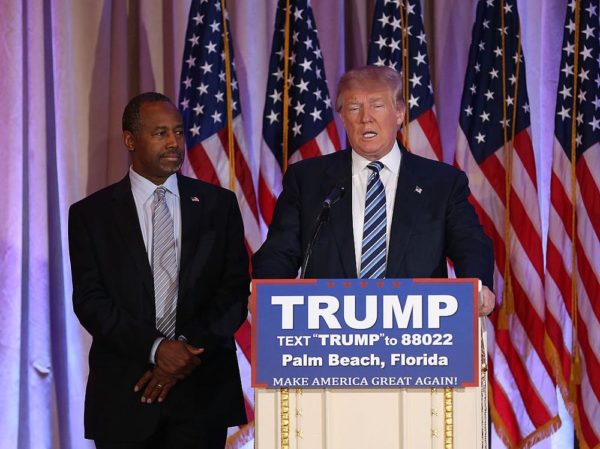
{"left": 395, "top": 102, "right": 406, "bottom": 127}
{"left": 123, "top": 131, "right": 135, "bottom": 153}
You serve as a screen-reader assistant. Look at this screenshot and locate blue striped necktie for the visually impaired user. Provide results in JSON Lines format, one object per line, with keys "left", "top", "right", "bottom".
{"left": 360, "top": 161, "right": 387, "bottom": 279}
{"left": 152, "top": 186, "right": 178, "bottom": 338}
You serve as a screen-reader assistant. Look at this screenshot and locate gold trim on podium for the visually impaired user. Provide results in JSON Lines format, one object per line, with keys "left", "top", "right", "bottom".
{"left": 444, "top": 388, "right": 454, "bottom": 449}
{"left": 280, "top": 388, "right": 289, "bottom": 449}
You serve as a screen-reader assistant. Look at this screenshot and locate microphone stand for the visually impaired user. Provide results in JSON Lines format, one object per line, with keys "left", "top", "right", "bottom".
{"left": 300, "top": 205, "right": 331, "bottom": 279}
{"left": 300, "top": 185, "right": 344, "bottom": 279}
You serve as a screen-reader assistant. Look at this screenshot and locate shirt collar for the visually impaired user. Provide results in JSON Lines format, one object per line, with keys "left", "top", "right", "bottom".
{"left": 129, "top": 167, "right": 180, "bottom": 200}
{"left": 351, "top": 141, "right": 402, "bottom": 176}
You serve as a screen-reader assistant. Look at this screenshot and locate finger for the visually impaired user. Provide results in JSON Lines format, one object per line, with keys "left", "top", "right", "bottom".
{"left": 157, "top": 382, "right": 175, "bottom": 403}
{"left": 147, "top": 382, "right": 165, "bottom": 404}
{"left": 185, "top": 344, "right": 204, "bottom": 355}
{"left": 134, "top": 370, "right": 153, "bottom": 393}
{"left": 479, "top": 302, "right": 493, "bottom": 316}
{"left": 141, "top": 378, "right": 162, "bottom": 403}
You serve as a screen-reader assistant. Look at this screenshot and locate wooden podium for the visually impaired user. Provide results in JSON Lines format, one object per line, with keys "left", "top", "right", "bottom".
{"left": 252, "top": 279, "right": 488, "bottom": 449}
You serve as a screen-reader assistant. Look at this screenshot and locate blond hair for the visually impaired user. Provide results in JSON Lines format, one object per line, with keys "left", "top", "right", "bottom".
{"left": 335, "top": 65, "right": 404, "bottom": 111}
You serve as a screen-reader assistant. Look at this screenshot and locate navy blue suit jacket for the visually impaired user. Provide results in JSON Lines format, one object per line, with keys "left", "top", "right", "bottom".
{"left": 253, "top": 145, "right": 493, "bottom": 288}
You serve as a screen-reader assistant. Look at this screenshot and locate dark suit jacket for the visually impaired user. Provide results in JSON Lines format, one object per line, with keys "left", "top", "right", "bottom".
{"left": 253, "top": 145, "right": 493, "bottom": 288}
{"left": 69, "top": 173, "right": 249, "bottom": 441}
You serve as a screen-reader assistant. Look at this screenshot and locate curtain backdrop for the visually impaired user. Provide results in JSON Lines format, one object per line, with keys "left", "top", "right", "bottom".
{"left": 0, "top": 0, "right": 573, "bottom": 448}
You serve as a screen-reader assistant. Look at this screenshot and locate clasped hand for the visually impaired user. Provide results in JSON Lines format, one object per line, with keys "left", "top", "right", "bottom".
{"left": 134, "top": 339, "right": 203, "bottom": 404}
{"left": 479, "top": 285, "right": 495, "bottom": 316}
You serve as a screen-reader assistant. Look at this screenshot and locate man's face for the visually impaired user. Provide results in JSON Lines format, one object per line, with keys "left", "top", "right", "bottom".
{"left": 338, "top": 84, "right": 404, "bottom": 161}
{"left": 124, "top": 101, "right": 185, "bottom": 185}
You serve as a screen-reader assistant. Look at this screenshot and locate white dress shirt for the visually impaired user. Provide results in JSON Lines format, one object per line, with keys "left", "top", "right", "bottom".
{"left": 129, "top": 167, "right": 182, "bottom": 362}
{"left": 129, "top": 167, "right": 182, "bottom": 266}
{"left": 351, "top": 142, "right": 402, "bottom": 275}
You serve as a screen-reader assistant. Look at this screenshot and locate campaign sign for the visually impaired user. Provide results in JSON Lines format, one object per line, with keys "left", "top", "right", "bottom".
{"left": 251, "top": 278, "right": 480, "bottom": 389}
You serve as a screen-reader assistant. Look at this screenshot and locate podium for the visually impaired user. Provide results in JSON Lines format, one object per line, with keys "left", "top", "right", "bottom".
{"left": 251, "top": 279, "right": 488, "bottom": 449}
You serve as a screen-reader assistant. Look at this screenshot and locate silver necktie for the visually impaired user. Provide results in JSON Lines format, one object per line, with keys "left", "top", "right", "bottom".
{"left": 152, "top": 186, "right": 178, "bottom": 338}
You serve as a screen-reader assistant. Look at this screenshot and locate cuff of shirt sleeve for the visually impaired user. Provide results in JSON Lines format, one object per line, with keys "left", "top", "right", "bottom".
{"left": 149, "top": 337, "right": 165, "bottom": 364}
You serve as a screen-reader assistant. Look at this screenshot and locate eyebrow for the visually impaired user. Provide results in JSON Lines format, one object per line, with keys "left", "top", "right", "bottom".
{"left": 346, "top": 96, "right": 385, "bottom": 104}
{"left": 152, "top": 124, "right": 184, "bottom": 130}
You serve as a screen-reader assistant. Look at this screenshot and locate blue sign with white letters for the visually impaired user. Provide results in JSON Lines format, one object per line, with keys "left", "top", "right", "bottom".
{"left": 251, "top": 278, "right": 480, "bottom": 389}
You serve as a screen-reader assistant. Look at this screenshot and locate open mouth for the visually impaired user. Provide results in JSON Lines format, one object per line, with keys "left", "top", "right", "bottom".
{"left": 362, "top": 131, "right": 378, "bottom": 139}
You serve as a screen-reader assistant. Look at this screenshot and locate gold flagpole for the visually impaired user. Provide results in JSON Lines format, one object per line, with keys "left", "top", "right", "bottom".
{"left": 399, "top": 0, "right": 410, "bottom": 147}
{"left": 282, "top": 0, "right": 291, "bottom": 173}
{"left": 281, "top": 6, "right": 292, "bottom": 445}
{"left": 497, "top": 0, "right": 515, "bottom": 329}
{"left": 568, "top": 0, "right": 582, "bottom": 393}
{"left": 220, "top": 0, "right": 236, "bottom": 191}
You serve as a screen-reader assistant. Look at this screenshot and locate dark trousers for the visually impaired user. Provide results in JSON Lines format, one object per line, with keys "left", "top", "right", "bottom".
{"left": 94, "top": 405, "right": 228, "bottom": 449}
{"left": 95, "top": 426, "right": 226, "bottom": 449}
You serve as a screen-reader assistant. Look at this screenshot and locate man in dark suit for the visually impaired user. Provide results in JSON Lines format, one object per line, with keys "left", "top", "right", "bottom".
{"left": 253, "top": 65, "right": 495, "bottom": 314}
{"left": 69, "top": 92, "right": 249, "bottom": 448}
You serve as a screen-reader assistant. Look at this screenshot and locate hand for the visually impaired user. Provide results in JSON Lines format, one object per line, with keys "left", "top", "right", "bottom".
{"left": 479, "top": 285, "right": 495, "bottom": 316}
{"left": 134, "top": 366, "right": 177, "bottom": 404}
{"left": 155, "top": 339, "right": 204, "bottom": 379}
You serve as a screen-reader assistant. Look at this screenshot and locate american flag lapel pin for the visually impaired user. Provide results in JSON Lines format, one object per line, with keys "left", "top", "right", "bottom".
{"left": 191, "top": 196, "right": 200, "bottom": 202}
{"left": 415, "top": 186, "right": 422, "bottom": 194}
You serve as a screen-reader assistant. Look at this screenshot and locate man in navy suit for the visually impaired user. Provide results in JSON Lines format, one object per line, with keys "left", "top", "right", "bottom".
{"left": 69, "top": 92, "right": 248, "bottom": 448}
{"left": 253, "top": 65, "right": 495, "bottom": 314}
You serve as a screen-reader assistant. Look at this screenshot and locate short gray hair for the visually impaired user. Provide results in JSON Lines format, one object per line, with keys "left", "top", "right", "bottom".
{"left": 122, "top": 92, "right": 174, "bottom": 134}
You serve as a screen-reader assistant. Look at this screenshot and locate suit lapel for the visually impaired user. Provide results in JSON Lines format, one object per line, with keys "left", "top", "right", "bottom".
{"left": 387, "top": 147, "right": 421, "bottom": 277}
{"left": 111, "top": 176, "right": 154, "bottom": 298}
{"left": 325, "top": 150, "right": 357, "bottom": 278}
{"left": 177, "top": 174, "right": 215, "bottom": 296}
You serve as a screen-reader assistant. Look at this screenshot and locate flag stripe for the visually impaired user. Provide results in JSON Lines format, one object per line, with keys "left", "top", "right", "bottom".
{"left": 577, "top": 306, "right": 600, "bottom": 399}
{"left": 187, "top": 144, "right": 220, "bottom": 185}
{"left": 577, "top": 385, "right": 600, "bottom": 447}
{"left": 235, "top": 319, "right": 252, "bottom": 363}
{"left": 488, "top": 358, "right": 522, "bottom": 444}
{"left": 216, "top": 129, "right": 260, "bottom": 220}
{"left": 577, "top": 156, "right": 600, "bottom": 241}
{"left": 575, "top": 239, "right": 600, "bottom": 323}
{"left": 513, "top": 131, "right": 538, "bottom": 187}
{"left": 258, "top": 174, "right": 277, "bottom": 226}
{"left": 478, "top": 154, "right": 545, "bottom": 278}
{"left": 415, "top": 110, "right": 443, "bottom": 160}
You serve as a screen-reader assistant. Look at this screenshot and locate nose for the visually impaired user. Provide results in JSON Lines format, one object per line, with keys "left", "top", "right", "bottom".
{"left": 359, "top": 107, "right": 374, "bottom": 123}
{"left": 166, "top": 130, "right": 179, "bottom": 149}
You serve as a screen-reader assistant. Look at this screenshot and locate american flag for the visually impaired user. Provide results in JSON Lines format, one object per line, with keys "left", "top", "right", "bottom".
{"left": 367, "top": 0, "right": 442, "bottom": 161}
{"left": 178, "top": 0, "right": 257, "bottom": 446}
{"left": 546, "top": 0, "right": 600, "bottom": 447}
{"left": 259, "top": 0, "right": 340, "bottom": 225}
{"left": 454, "top": 0, "right": 560, "bottom": 447}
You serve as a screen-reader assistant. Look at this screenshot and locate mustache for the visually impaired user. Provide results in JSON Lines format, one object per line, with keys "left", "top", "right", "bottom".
{"left": 160, "top": 149, "right": 183, "bottom": 158}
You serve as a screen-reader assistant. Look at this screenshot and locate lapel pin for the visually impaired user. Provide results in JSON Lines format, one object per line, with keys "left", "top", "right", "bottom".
{"left": 191, "top": 196, "right": 200, "bottom": 202}
{"left": 415, "top": 186, "right": 422, "bottom": 194}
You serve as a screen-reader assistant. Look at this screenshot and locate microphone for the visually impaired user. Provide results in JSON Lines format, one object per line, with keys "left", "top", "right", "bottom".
{"left": 322, "top": 185, "right": 345, "bottom": 209}
{"left": 301, "top": 185, "right": 346, "bottom": 278}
